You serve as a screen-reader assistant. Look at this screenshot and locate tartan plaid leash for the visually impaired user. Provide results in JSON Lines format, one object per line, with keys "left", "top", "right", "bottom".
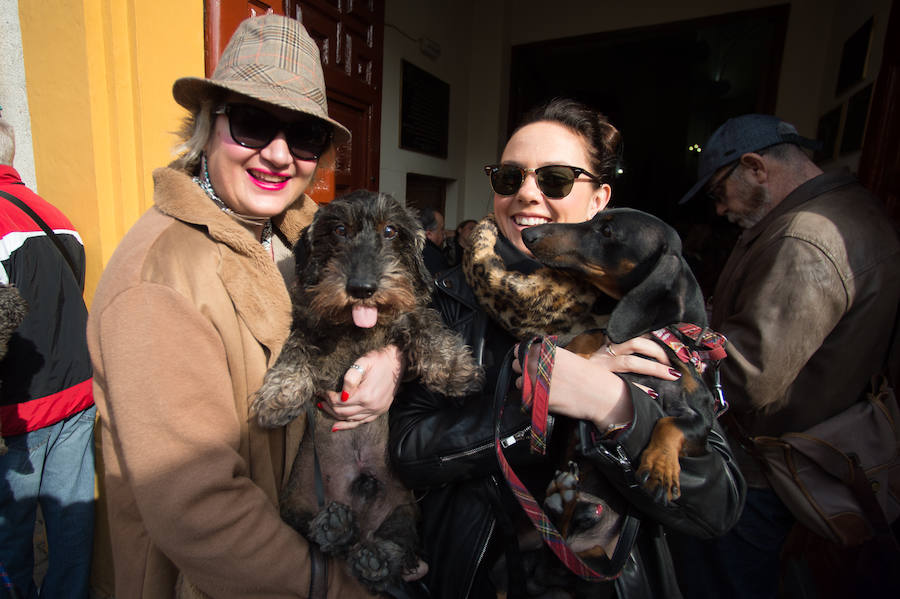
{"left": 519, "top": 335, "right": 556, "bottom": 455}
{"left": 494, "top": 336, "right": 619, "bottom": 581}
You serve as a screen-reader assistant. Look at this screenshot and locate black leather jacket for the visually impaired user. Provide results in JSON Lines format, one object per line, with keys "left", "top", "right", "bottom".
{"left": 389, "top": 266, "right": 746, "bottom": 599}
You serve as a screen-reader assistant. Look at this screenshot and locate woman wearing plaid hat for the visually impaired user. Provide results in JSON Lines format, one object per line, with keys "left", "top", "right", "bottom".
{"left": 88, "top": 15, "right": 398, "bottom": 598}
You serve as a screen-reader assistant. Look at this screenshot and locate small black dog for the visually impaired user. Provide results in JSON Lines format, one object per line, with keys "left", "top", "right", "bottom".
{"left": 520, "top": 208, "right": 723, "bottom": 551}
{"left": 251, "top": 190, "right": 483, "bottom": 594}
{"left": 0, "top": 283, "right": 27, "bottom": 455}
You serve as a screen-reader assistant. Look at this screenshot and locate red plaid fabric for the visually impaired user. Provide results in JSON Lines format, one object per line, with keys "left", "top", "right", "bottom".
{"left": 651, "top": 323, "right": 728, "bottom": 374}
{"left": 520, "top": 336, "right": 556, "bottom": 455}
{"left": 497, "top": 335, "right": 618, "bottom": 582}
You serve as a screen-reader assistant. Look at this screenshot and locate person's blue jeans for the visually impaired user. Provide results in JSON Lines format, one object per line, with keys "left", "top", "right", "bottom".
{"left": 0, "top": 405, "right": 96, "bottom": 599}
{"left": 668, "top": 487, "right": 796, "bottom": 599}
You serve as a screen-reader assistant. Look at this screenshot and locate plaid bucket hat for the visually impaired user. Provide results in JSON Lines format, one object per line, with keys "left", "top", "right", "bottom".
{"left": 172, "top": 14, "right": 351, "bottom": 145}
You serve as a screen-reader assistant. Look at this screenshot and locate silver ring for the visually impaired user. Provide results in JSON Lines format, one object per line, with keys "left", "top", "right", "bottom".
{"left": 349, "top": 363, "right": 365, "bottom": 374}
{"left": 605, "top": 345, "right": 617, "bottom": 357}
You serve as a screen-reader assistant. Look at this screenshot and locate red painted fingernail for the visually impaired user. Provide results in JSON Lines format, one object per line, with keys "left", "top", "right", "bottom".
{"left": 668, "top": 368, "right": 682, "bottom": 378}
{"left": 341, "top": 391, "right": 349, "bottom": 402}
{"left": 331, "top": 426, "right": 339, "bottom": 432}
{"left": 316, "top": 402, "right": 323, "bottom": 410}
{"left": 646, "top": 388, "right": 659, "bottom": 399}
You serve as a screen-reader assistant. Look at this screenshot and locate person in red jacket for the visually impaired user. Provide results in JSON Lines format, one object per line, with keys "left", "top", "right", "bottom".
{"left": 0, "top": 118, "right": 95, "bottom": 599}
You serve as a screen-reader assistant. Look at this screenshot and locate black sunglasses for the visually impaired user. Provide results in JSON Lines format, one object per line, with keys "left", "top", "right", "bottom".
{"left": 215, "top": 103, "right": 333, "bottom": 161}
{"left": 483, "top": 164, "right": 600, "bottom": 199}
{"left": 705, "top": 161, "right": 741, "bottom": 202}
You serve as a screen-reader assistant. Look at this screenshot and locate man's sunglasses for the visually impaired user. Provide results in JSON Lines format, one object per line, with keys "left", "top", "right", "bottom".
{"left": 483, "top": 164, "right": 600, "bottom": 199}
{"left": 705, "top": 161, "right": 741, "bottom": 203}
{"left": 215, "top": 103, "right": 333, "bottom": 161}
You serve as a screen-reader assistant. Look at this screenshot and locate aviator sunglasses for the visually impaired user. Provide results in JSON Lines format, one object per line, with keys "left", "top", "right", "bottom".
{"left": 483, "top": 164, "right": 601, "bottom": 199}
{"left": 215, "top": 103, "right": 333, "bottom": 161}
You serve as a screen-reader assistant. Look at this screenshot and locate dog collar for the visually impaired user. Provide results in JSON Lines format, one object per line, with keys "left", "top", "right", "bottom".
{"left": 651, "top": 323, "right": 728, "bottom": 374}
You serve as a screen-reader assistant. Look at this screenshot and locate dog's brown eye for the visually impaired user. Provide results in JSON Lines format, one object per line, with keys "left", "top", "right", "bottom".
{"left": 334, "top": 224, "right": 347, "bottom": 237}
{"left": 600, "top": 224, "right": 612, "bottom": 238}
{"left": 383, "top": 225, "right": 398, "bottom": 239}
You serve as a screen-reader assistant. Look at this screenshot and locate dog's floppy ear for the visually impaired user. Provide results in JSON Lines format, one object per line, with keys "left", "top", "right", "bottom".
{"left": 606, "top": 253, "right": 706, "bottom": 342}
{"left": 293, "top": 224, "right": 318, "bottom": 285}
{"left": 401, "top": 204, "right": 434, "bottom": 296}
{"left": 413, "top": 218, "right": 434, "bottom": 296}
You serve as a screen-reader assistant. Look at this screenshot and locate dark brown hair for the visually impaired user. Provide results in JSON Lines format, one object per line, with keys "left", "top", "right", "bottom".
{"left": 515, "top": 98, "right": 622, "bottom": 186}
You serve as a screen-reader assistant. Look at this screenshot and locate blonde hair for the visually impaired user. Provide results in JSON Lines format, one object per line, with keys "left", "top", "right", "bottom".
{"left": 0, "top": 121, "right": 15, "bottom": 166}
{"left": 171, "top": 95, "right": 221, "bottom": 174}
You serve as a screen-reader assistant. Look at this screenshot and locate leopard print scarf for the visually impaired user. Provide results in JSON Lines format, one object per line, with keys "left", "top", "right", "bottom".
{"left": 462, "top": 214, "right": 612, "bottom": 341}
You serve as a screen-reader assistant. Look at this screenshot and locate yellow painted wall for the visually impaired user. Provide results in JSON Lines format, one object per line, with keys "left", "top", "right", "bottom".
{"left": 18, "top": 0, "right": 204, "bottom": 306}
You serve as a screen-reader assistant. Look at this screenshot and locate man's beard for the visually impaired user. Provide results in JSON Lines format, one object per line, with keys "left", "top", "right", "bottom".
{"left": 728, "top": 184, "right": 772, "bottom": 228}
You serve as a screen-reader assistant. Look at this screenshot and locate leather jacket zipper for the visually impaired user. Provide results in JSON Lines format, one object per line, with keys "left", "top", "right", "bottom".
{"left": 464, "top": 476, "right": 503, "bottom": 599}
{"left": 464, "top": 517, "right": 494, "bottom": 599}
{"left": 438, "top": 426, "right": 531, "bottom": 463}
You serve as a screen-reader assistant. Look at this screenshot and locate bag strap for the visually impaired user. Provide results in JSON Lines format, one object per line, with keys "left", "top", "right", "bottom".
{"left": 736, "top": 395, "right": 900, "bottom": 548}
{"left": 0, "top": 189, "right": 79, "bottom": 279}
{"left": 722, "top": 411, "right": 772, "bottom": 474}
{"left": 307, "top": 544, "right": 328, "bottom": 599}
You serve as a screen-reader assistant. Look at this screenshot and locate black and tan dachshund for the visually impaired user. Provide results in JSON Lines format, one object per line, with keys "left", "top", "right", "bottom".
{"left": 521, "top": 208, "right": 723, "bottom": 507}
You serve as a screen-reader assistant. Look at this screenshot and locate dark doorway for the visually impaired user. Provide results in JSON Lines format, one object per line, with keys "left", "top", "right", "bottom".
{"left": 405, "top": 173, "right": 450, "bottom": 222}
{"left": 509, "top": 5, "right": 789, "bottom": 295}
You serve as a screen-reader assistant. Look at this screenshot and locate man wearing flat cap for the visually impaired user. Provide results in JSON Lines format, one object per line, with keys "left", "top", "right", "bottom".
{"left": 669, "top": 114, "right": 900, "bottom": 598}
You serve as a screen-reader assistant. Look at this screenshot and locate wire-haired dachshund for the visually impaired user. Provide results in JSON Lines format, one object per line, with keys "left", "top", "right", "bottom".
{"left": 520, "top": 208, "right": 725, "bottom": 545}
{"left": 251, "top": 190, "right": 484, "bottom": 594}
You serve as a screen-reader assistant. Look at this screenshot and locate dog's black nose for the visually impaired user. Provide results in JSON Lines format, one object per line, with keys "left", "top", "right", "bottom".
{"left": 521, "top": 226, "right": 546, "bottom": 249}
{"left": 347, "top": 281, "right": 377, "bottom": 299}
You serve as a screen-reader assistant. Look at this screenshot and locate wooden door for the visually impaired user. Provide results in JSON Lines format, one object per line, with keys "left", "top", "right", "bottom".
{"left": 205, "top": 1, "right": 285, "bottom": 77}
{"left": 204, "top": 1, "right": 384, "bottom": 203}
{"left": 288, "top": 0, "right": 384, "bottom": 199}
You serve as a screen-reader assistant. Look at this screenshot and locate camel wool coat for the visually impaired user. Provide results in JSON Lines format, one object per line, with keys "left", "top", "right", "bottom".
{"left": 88, "top": 167, "right": 364, "bottom": 598}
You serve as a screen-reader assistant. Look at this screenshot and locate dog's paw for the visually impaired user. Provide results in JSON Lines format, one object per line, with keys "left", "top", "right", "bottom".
{"left": 348, "top": 540, "right": 402, "bottom": 592}
{"left": 544, "top": 465, "right": 607, "bottom": 542}
{"left": 544, "top": 467, "right": 579, "bottom": 519}
{"left": 637, "top": 446, "right": 681, "bottom": 504}
{"left": 636, "top": 417, "right": 685, "bottom": 504}
{"left": 544, "top": 463, "right": 624, "bottom": 557}
{"left": 420, "top": 354, "right": 484, "bottom": 398}
{"left": 250, "top": 368, "right": 316, "bottom": 427}
{"left": 307, "top": 502, "right": 359, "bottom": 555}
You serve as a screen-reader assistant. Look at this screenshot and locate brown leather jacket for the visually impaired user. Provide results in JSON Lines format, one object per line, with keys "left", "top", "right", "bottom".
{"left": 711, "top": 170, "right": 900, "bottom": 486}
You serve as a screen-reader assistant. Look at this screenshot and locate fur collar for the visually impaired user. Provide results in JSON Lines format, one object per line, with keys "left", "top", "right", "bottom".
{"left": 153, "top": 163, "right": 317, "bottom": 255}
{"left": 463, "top": 214, "right": 611, "bottom": 341}
{"left": 151, "top": 166, "right": 318, "bottom": 357}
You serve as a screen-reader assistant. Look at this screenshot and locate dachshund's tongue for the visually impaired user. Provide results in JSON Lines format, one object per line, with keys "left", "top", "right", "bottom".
{"left": 352, "top": 305, "right": 378, "bottom": 328}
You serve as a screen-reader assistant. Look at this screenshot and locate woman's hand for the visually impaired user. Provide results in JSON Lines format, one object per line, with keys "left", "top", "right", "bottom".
{"left": 514, "top": 335, "right": 679, "bottom": 430}
{"left": 319, "top": 345, "right": 406, "bottom": 431}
